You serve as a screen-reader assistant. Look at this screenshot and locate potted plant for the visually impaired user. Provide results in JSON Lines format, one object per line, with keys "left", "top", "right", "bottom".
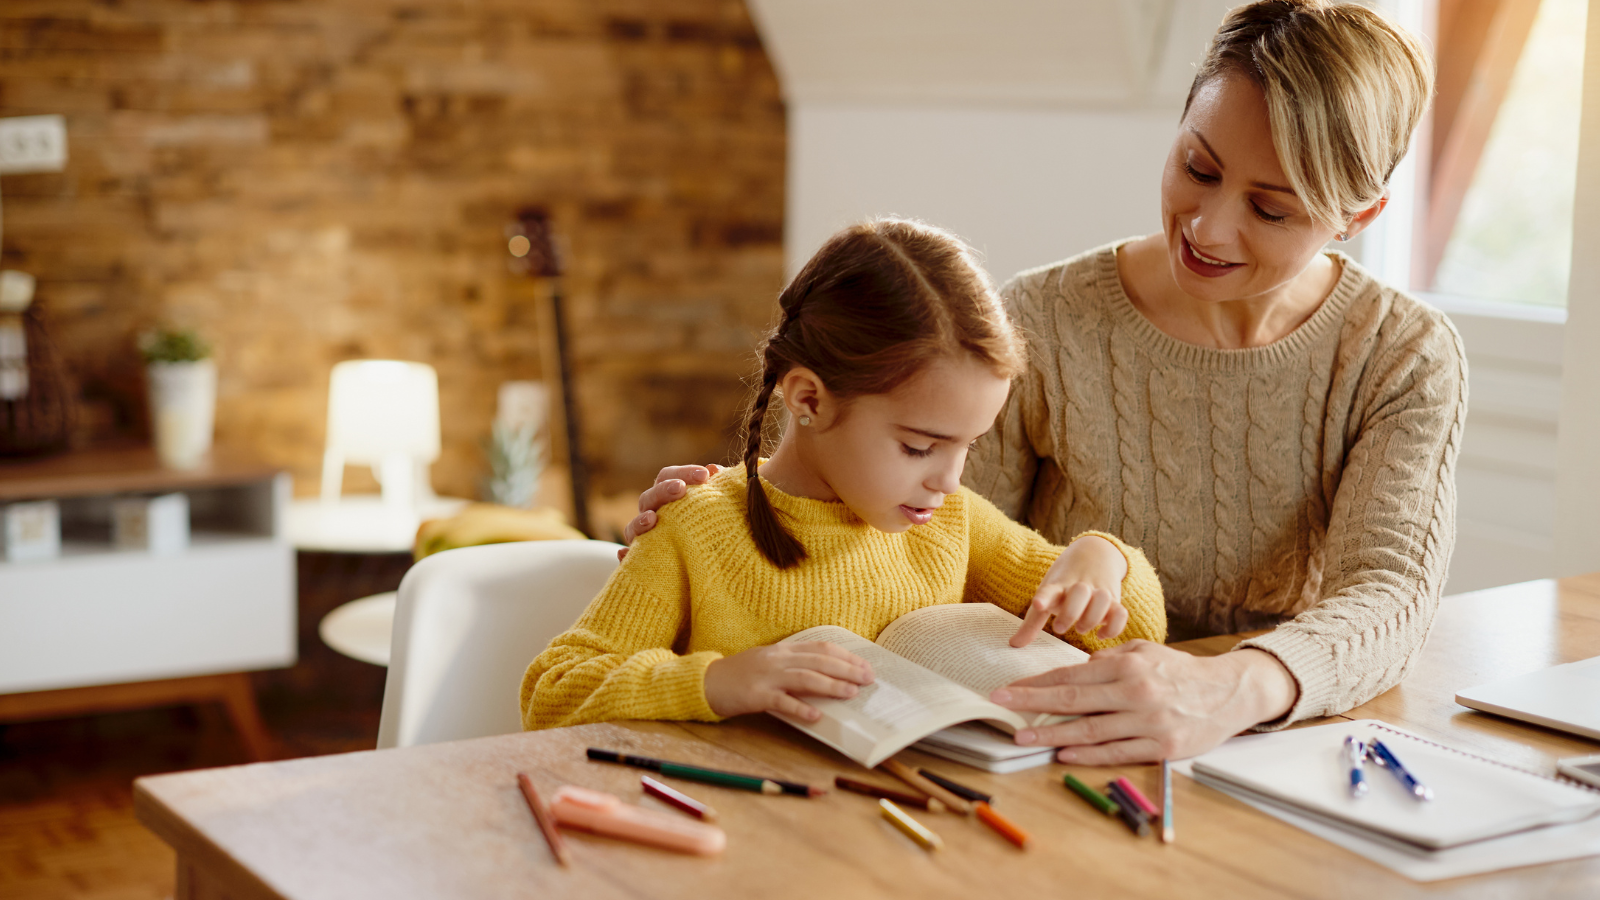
{"left": 139, "top": 327, "right": 215, "bottom": 470}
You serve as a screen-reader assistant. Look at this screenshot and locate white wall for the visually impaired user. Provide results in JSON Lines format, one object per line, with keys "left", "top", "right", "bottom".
{"left": 787, "top": 104, "right": 1178, "bottom": 283}
{"left": 1556, "top": 0, "right": 1600, "bottom": 577}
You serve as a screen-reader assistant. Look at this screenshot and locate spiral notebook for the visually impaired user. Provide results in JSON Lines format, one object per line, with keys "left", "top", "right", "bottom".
{"left": 1190, "top": 720, "right": 1600, "bottom": 852}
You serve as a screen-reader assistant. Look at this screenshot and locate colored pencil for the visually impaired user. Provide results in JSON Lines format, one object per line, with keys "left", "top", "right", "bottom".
{"left": 879, "top": 799, "right": 943, "bottom": 851}
{"left": 586, "top": 748, "right": 824, "bottom": 797}
{"left": 641, "top": 775, "right": 718, "bottom": 821}
{"left": 835, "top": 776, "right": 947, "bottom": 813}
{"left": 1112, "top": 776, "right": 1159, "bottom": 818}
{"left": 880, "top": 759, "right": 973, "bottom": 815}
{"left": 918, "top": 768, "right": 993, "bottom": 805}
{"left": 1160, "top": 760, "right": 1174, "bottom": 844}
{"left": 1062, "top": 773, "right": 1118, "bottom": 816}
{"left": 1105, "top": 781, "right": 1152, "bottom": 837}
{"left": 516, "top": 772, "right": 571, "bottom": 866}
{"left": 974, "top": 801, "right": 1030, "bottom": 849}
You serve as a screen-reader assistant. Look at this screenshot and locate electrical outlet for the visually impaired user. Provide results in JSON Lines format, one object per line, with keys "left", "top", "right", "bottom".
{"left": 0, "top": 115, "right": 67, "bottom": 174}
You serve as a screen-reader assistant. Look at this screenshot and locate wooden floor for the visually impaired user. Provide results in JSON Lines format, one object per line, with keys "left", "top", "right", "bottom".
{"left": 0, "top": 551, "right": 411, "bottom": 900}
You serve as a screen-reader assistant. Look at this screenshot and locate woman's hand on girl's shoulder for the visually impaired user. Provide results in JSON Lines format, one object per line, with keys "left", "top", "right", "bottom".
{"left": 1010, "top": 535, "right": 1130, "bottom": 647}
{"left": 618, "top": 464, "right": 724, "bottom": 561}
{"left": 703, "top": 642, "right": 875, "bottom": 721}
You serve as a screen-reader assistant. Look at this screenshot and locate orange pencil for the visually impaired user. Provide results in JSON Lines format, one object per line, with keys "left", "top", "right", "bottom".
{"left": 517, "top": 772, "right": 572, "bottom": 866}
{"left": 974, "top": 801, "right": 1030, "bottom": 849}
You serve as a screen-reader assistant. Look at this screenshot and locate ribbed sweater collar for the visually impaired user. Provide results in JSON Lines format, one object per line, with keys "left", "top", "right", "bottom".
{"left": 1093, "top": 240, "right": 1367, "bottom": 372}
{"left": 740, "top": 463, "right": 866, "bottom": 530}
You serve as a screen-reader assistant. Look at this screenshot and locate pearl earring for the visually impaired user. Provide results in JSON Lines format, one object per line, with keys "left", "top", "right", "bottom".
{"left": 798, "top": 415, "right": 812, "bottom": 426}
{"left": 1337, "top": 233, "right": 1348, "bottom": 242}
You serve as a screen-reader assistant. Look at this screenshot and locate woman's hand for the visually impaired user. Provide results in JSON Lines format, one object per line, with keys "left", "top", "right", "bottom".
{"left": 989, "top": 643, "right": 1299, "bottom": 763}
{"left": 618, "top": 464, "right": 723, "bottom": 560}
{"left": 703, "top": 642, "right": 875, "bottom": 722}
{"left": 1010, "top": 535, "right": 1129, "bottom": 647}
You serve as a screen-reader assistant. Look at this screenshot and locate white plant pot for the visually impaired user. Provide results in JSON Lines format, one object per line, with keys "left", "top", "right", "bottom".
{"left": 148, "top": 359, "right": 216, "bottom": 470}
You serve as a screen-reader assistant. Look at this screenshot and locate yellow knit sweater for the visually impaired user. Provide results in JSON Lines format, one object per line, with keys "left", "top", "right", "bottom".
{"left": 520, "top": 465, "right": 1167, "bottom": 731}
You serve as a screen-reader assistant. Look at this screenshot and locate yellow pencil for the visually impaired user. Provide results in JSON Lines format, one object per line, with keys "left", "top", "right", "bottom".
{"left": 880, "top": 799, "right": 943, "bottom": 851}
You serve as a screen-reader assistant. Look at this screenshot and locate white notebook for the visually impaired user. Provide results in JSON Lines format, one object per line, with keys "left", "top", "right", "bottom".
{"left": 912, "top": 722, "right": 1058, "bottom": 773}
{"left": 1191, "top": 720, "right": 1600, "bottom": 852}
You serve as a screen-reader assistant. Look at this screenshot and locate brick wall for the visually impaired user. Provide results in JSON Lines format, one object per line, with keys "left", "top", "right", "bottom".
{"left": 0, "top": 0, "right": 785, "bottom": 520}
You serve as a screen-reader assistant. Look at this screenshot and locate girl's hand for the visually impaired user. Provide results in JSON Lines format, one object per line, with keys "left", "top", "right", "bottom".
{"left": 703, "top": 642, "right": 875, "bottom": 721}
{"left": 619, "top": 464, "right": 723, "bottom": 561}
{"left": 1010, "top": 535, "right": 1129, "bottom": 647}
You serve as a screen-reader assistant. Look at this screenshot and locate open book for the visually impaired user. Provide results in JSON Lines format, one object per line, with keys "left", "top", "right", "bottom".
{"left": 770, "top": 603, "right": 1087, "bottom": 768}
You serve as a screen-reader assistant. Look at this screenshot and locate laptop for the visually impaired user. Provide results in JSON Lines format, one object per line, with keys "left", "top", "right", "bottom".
{"left": 1455, "top": 655, "right": 1600, "bottom": 741}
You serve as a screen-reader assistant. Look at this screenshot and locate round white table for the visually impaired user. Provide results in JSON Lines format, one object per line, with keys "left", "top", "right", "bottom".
{"left": 318, "top": 591, "right": 397, "bottom": 666}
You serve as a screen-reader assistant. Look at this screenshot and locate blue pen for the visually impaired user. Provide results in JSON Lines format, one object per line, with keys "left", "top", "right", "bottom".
{"left": 1367, "top": 738, "right": 1433, "bottom": 801}
{"left": 1344, "top": 735, "right": 1369, "bottom": 798}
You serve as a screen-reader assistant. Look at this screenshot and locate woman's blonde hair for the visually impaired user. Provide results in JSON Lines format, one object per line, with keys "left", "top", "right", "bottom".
{"left": 742, "top": 218, "right": 1023, "bottom": 569}
{"left": 1186, "top": 0, "right": 1434, "bottom": 232}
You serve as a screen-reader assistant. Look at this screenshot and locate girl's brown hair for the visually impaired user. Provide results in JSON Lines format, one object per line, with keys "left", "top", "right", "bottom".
{"left": 742, "top": 218, "right": 1024, "bottom": 569}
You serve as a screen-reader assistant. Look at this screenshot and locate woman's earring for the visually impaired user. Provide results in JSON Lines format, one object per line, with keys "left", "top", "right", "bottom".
{"left": 798, "top": 415, "right": 812, "bottom": 426}
{"left": 1337, "top": 233, "right": 1348, "bottom": 242}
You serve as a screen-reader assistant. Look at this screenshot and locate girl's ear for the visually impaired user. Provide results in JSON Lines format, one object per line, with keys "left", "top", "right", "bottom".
{"left": 777, "top": 367, "right": 833, "bottom": 427}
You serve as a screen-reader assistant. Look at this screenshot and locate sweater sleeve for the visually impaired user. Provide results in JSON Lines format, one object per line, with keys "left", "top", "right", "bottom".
{"left": 519, "top": 522, "right": 723, "bottom": 731}
{"left": 962, "top": 491, "right": 1167, "bottom": 650}
{"left": 1236, "top": 313, "right": 1467, "bottom": 729}
{"left": 963, "top": 278, "right": 1044, "bottom": 521}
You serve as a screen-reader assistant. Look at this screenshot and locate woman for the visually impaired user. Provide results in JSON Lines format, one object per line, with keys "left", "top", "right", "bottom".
{"left": 622, "top": 0, "right": 1466, "bottom": 764}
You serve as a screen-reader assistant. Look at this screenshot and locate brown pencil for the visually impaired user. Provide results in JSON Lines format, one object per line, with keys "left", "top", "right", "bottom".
{"left": 835, "top": 776, "right": 948, "bottom": 813}
{"left": 880, "top": 759, "right": 973, "bottom": 815}
{"left": 517, "top": 772, "right": 571, "bottom": 866}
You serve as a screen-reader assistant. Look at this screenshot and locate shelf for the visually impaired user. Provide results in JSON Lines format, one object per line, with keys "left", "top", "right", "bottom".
{"left": 1, "top": 531, "right": 282, "bottom": 566}
{"left": 0, "top": 445, "right": 279, "bottom": 503}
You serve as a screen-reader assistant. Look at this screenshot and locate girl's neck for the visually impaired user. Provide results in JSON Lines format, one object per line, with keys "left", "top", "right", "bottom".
{"left": 756, "top": 437, "right": 839, "bottom": 503}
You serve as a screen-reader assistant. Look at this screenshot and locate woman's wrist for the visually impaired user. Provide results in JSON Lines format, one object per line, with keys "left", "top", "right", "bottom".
{"left": 1229, "top": 648, "right": 1299, "bottom": 726}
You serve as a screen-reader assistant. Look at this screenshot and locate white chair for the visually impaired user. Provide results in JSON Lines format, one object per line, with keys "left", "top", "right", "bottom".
{"left": 287, "top": 360, "right": 468, "bottom": 552}
{"left": 376, "top": 538, "right": 623, "bottom": 749}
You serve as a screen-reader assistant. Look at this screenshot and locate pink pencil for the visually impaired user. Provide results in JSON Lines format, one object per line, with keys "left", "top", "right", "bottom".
{"left": 1112, "top": 776, "right": 1160, "bottom": 819}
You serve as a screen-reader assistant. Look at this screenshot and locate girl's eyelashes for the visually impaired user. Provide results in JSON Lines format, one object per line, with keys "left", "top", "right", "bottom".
{"left": 900, "top": 443, "right": 934, "bottom": 458}
{"left": 1184, "top": 162, "right": 1290, "bottom": 224}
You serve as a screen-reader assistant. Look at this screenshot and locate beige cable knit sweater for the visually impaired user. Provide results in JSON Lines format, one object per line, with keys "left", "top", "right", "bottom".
{"left": 963, "top": 242, "right": 1468, "bottom": 727}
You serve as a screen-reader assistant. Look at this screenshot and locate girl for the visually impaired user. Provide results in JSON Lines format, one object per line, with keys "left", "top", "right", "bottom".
{"left": 521, "top": 219, "right": 1166, "bottom": 731}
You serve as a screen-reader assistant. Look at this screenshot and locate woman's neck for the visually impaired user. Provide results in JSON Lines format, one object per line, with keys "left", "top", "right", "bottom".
{"left": 755, "top": 438, "right": 839, "bottom": 502}
{"left": 1116, "top": 235, "right": 1342, "bottom": 350}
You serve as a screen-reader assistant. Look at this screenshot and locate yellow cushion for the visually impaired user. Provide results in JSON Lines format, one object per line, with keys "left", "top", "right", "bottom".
{"left": 414, "top": 504, "right": 586, "bottom": 560}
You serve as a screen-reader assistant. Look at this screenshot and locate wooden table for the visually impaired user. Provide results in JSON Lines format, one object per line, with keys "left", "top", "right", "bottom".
{"left": 135, "top": 574, "right": 1600, "bottom": 899}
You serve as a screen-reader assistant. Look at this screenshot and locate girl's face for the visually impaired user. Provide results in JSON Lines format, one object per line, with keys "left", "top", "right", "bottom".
{"left": 1159, "top": 72, "right": 1346, "bottom": 303}
{"left": 786, "top": 354, "right": 1011, "bottom": 534}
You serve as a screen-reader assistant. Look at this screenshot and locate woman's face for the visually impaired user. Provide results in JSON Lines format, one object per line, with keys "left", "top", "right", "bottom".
{"left": 1159, "top": 71, "right": 1346, "bottom": 304}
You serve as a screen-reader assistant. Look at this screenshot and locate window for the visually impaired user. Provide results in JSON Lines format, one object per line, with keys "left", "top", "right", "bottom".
{"left": 1422, "top": 0, "right": 1588, "bottom": 308}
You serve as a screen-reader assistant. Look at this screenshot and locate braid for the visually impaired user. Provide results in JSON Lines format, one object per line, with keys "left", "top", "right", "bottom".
{"left": 743, "top": 339, "right": 808, "bottom": 570}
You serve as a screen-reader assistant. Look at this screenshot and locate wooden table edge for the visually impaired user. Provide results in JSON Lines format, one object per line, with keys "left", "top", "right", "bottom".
{"left": 135, "top": 776, "right": 289, "bottom": 900}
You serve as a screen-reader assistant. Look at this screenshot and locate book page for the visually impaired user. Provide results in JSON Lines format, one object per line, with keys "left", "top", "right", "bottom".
{"left": 874, "top": 603, "right": 1089, "bottom": 726}
{"left": 772, "top": 625, "right": 1026, "bottom": 767}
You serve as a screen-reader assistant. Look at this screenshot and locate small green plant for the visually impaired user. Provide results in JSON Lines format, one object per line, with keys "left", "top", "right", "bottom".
{"left": 483, "top": 421, "right": 546, "bottom": 509}
{"left": 138, "top": 327, "right": 211, "bottom": 364}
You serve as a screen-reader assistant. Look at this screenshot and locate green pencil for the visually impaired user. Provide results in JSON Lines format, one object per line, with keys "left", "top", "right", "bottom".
{"left": 586, "top": 748, "right": 825, "bottom": 796}
{"left": 1062, "top": 773, "right": 1119, "bottom": 816}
